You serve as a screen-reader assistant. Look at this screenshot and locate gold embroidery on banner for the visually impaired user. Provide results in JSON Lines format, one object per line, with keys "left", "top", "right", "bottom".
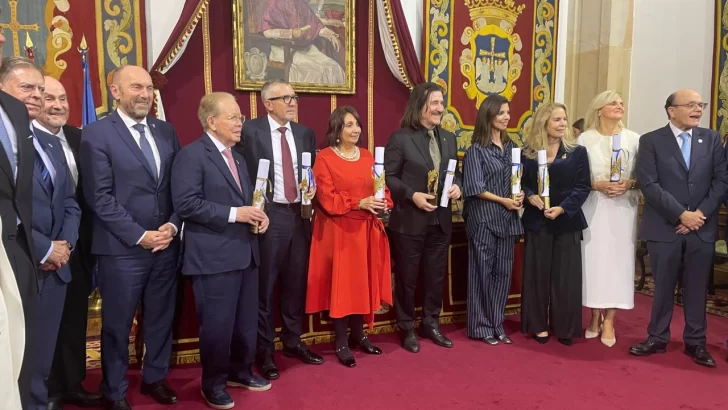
{"left": 382, "top": 0, "right": 413, "bottom": 90}
{"left": 157, "top": 0, "right": 210, "bottom": 70}
{"left": 330, "top": 95, "right": 337, "bottom": 113}
{"left": 249, "top": 92, "right": 258, "bottom": 119}
{"left": 103, "top": 0, "right": 134, "bottom": 68}
{"left": 0, "top": 0, "right": 40, "bottom": 56}
{"left": 367, "top": 0, "right": 374, "bottom": 152}
{"left": 201, "top": 5, "right": 212, "bottom": 94}
{"left": 713, "top": 1, "right": 728, "bottom": 136}
{"left": 42, "top": 0, "right": 73, "bottom": 79}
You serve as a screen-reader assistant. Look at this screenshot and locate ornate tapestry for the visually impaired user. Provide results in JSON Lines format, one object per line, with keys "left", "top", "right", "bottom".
{"left": 0, "top": 0, "right": 147, "bottom": 126}
{"left": 712, "top": 0, "right": 728, "bottom": 137}
{"left": 424, "top": 0, "right": 559, "bottom": 149}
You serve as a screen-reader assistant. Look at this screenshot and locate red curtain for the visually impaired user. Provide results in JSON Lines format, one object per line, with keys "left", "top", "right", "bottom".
{"left": 388, "top": 0, "right": 425, "bottom": 85}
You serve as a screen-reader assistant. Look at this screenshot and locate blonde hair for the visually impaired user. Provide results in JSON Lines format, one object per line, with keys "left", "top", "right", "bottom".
{"left": 198, "top": 92, "right": 236, "bottom": 130}
{"left": 523, "top": 103, "right": 578, "bottom": 159}
{"left": 584, "top": 90, "right": 625, "bottom": 131}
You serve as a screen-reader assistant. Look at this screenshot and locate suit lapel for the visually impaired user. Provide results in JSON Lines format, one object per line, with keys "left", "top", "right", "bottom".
{"left": 110, "top": 112, "right": 157, "bottom": 181}
{"left": 412, "top": 129, "right": 435, "bottom": 170}
{"left": 688, "top": 128, "right": 705, "bottom": 176}
{"left": 663, "top": 125, "right": 688, "bottom": 172}
{"left": 204, "top": 136, "right": 245, "bottom": 200}
{"left": 31, "top": 132, "right": 55, "bottom": 200}
{"left": 233, "top": 150, "right": 251, "bottom": 203}
{"left": 148, "top": 119, "right": 166, "bottom": 186}
{"left": 437, "top": 127, "right": 449, "bottom": 173}
{"left": 291, "top": 123, "right": 305, "bottom": 181}
{"left": 257, "top": 119, "right": 276, "bottom": 194}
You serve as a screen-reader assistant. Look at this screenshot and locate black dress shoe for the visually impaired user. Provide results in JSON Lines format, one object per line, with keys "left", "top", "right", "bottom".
{"left": 684, "top": 345, "right": 716, "bottom": 368}
{"left": 349, "top": 335, "right": 382, "bottom": 355}
{"left": 335, "top": 346, "right": 356, "bottom": 367}
{"left": 227, "top": 374, "right": 272, "bottom": 391}
{"left": 533, "top": 334, "right": 550, "bottom": 344}
{"left": 103, "top": 398, "right": 132, "bottom": 410}
{"left": 629, "top": 340, "right": 667, "bottom": 356}
{"left": 400, "top": 330, "right": 420, "bottom": 353}
{"left": 256, "top": 354, "right": 280, "bottom": 380}
{"left": 283, "top": 344, "right": 324, "bottom": 365}
{"left": 140, "top": 381, "right": 177, "bottom": 405}
{"left": 497, "top": 334, "right": 513, "bottom": 344}
{"left": 64, "top": 388, "right": 103, "bottom": 407}
{"left": 418, "top": 326, "right": 453, "bottom": 348}
{"left": 47, "top": 397, "right": 63, "bottom": 410}
{"left": 201, "top": 389, "right": 234, "bottom": 410}
{"left": 558, "top": 338, "right": 573, "bottom": 346}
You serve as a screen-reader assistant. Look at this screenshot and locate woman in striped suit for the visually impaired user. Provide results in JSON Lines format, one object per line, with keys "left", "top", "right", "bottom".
{"left": 462, "top": 95, "right": 524, "bottom": 345}
{"left": 520, "top": 103, "right": 591, "bottom": 346}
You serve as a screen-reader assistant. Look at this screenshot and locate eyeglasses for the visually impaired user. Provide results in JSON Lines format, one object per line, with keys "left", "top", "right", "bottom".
{"left": 267, "top": 95, "right": 299, "bottom": 105}
{"left": 221, "top": 115, "right": 246, "bottom": 123}
{"left": 672, "top": 102, "right": 708, "bottom": 110}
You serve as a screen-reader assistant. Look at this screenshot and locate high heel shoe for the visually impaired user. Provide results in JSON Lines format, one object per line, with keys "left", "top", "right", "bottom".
{"left": 601, "top": 320, "right": 616, "bottom": 347}
{"left": 585, "top": 312, "right": 603, "bottom": 339}
{"left": 348, "top": 336, "right": 382, "bottom": 355}
{"left": 335, "top": 346, "right": 356, "bottom": 367}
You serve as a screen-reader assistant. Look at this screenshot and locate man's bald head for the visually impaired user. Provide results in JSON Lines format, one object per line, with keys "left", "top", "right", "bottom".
{"left": 109, "top": 65, "right": 153, "bottom": 121}
{"left": 36, "top": 75, "right": 69, "bottom": 134}
{"left": 665, "top": 88, "right": 705, "bottom": 131}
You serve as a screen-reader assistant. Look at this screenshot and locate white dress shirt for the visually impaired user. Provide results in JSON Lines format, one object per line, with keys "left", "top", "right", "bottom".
{"left": 669, "top": 121, "right": 692, "bottom": 149}
{"left": 33, "top": 120, "right": 78, "bottom": 188}
{"left": 116, "top": 110, "right": 176, "bottom": 243}
{"left": 268, "top": 115, "right": 300, "bottom": 203}
{"left": 207, "top": 133, "right": 241, "bottom": 224}
{"left": 32, "top": 129, "right": 58, "bottom": 264}
{"left": 117, "top": 109, "right": 161, "bottom": 175}
{"left": 0, "top": 105, "right": 19, "bottom": 180}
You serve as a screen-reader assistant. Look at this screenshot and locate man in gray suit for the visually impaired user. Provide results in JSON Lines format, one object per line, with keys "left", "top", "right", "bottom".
{"left": 631, "top": 89, "right": 728, "bottom": 367}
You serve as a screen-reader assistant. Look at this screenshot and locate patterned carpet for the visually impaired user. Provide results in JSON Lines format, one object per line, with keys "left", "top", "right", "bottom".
{"left": 634, "top": 273, "right": 728, "bottom": 318}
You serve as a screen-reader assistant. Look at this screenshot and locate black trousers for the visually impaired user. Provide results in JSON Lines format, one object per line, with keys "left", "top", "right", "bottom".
{"left": 48, "top": 256, "right": 93, "bottom": 398}
{"left": 392, "top": 225, "right": 450, "bottom": 331}
{"left": 466, "top": 224, "right": 516, "bottom": 338}
{"left": 521, "top": 227, "right": 582, "bottom": 339}
{"left": 257, "top": 205, "right": 310, "bottom": 354}
{"left": 646, "top": 235, "right": 712, "bottom": 346}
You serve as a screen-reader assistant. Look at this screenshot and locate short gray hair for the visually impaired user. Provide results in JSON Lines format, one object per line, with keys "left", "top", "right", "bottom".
{"left": 0, "top": 56, "right": 44, "bottom": 85}
{"left": 260, "top": 79, "right": 291, "bottom": 101}
{"left": 198, "top": 92, "right": 236, "bottom": 130}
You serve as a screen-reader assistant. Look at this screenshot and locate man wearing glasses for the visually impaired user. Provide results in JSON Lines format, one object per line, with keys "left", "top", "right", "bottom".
{"left": 632, "top": 89, "right": 728, "bottom": 368}
{"left": 236, "top": 79, "right": 323, "bottom": 382}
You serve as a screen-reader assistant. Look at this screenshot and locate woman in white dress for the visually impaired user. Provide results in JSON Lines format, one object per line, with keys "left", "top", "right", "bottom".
{"left": 579, "top": 90, "right": 640, "bottom": 347}
{"left": 0, "top": 216, "right": 25, "bottom": 409}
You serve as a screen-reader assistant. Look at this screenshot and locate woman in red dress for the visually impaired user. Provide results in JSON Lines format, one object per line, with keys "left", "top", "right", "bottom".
{"left": 306, "top": 106, "right": 393, "bottom": 368}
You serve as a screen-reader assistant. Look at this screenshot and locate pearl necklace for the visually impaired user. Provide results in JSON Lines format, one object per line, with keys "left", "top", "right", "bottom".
{"left": 333, "top": 145, "right": 360, "bottom": 161}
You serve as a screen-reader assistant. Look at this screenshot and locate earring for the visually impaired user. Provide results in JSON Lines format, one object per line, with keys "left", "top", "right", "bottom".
{"left": 336, "top": 138, "right": 340, "bottom": 143}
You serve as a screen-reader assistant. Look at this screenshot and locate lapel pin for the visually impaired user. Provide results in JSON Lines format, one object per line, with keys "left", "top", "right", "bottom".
{"left": 28, "top": 134, "right": 33, "bottom": 139}
{"left": 151, "top": 123, "right": 156, "bottom": 129}
{"left": 698, "top": 139, "right": 703, "bottom": 143}
{"left": 561, "top": 153, "right": 567, "bottom": 159}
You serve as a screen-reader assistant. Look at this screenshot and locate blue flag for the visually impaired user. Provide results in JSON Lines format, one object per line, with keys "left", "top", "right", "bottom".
{"left": 81, "top": 48, "right": 97, "bottom": 127}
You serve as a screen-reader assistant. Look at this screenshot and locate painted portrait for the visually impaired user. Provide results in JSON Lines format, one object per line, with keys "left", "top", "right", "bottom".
{"left": 233, "top": 0, "right": 355, "bottom": 94}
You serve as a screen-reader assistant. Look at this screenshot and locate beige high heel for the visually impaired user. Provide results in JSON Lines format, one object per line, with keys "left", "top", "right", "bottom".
{"left": 584, "top": 312, "right": 603, "bottom": 339}
{"left": 601, "top": 318, "right": 616, "bottom": 347}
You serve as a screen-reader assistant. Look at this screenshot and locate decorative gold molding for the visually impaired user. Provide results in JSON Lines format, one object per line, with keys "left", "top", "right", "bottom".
{"left": 201, "top": 5, "right": 212, "bottom": 94}
{"left": 156, "top": 0, "right": 210, "bottom": 71}
{"left": 382, "top": 0, "right": 414, "bottom": 90}
{"left": 249, "top": 92, "right": 258, "bottom": 119}
{"left": 330, "top": 95, "right": 337, "bottom": 113}
{"left": 367, "top": 0, "right": 374, "bottom": 151}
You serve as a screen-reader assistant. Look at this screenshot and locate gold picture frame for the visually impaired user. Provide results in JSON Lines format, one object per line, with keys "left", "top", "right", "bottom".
{"left": 232, "top": 0, "right": 356, "bottom": 94}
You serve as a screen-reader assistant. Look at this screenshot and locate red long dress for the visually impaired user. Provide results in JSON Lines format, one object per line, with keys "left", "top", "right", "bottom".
{"left": 306, "top": 148, "right": 393, "bottom": 328}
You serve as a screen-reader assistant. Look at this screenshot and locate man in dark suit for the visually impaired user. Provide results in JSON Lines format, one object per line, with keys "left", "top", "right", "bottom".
{"left": 631, "top": 89, "right": 728, "bottom": 367}
{"left": 0, "top": 55, "right": 42, "bottom": 410}
{"left": 235, "top": 79, "right": 323, "bottom": 380}
{"left": 80, "top": 65, "right": 181, "bottom": 409}
{"left": 35, "top": 76, "right": 103, "bottom": 409}
{"left": 385, "top": 82, "right": 462, "bottom": 353}
{"left": 173, "top": 92, "right": 271, "bottom": 409}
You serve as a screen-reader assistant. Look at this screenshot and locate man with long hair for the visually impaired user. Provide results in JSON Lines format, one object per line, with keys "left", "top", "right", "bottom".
{"left": 384, "top": 82, "right": 462, "bottom": 353}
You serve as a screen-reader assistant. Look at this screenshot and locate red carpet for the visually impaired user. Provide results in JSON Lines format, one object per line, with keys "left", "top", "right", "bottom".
{"left": 71, "top": 294, "right": 728, "bottom": 410}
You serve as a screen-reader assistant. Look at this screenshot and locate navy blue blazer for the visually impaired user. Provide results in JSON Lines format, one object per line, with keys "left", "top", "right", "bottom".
{"left": 171, "top": 134, "right": 260, "bottom": 276}
{"left": 521, "top": 144, "right": 591, "bottom": 234}
{"left": 79, "top": 110, "right": 181, "bottom": 255}
{"left": 638, "top": 125, "right": 728, "bottom": 243}
{"left": 31, "top": 128, "right": 81, "bottom": 282}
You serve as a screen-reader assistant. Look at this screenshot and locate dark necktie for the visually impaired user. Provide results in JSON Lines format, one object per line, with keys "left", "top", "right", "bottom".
{"left": 132, "top": 123, "right": 158, "bottom": 181}
{"left": 278, "top": 127, "right": 297, "bottom": 203}
{"left": 35, "top": 148, "right": 53, "bottom": 196}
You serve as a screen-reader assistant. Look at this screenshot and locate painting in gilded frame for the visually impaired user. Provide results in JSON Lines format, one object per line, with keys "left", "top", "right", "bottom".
{"left": 424, "top": 0, "right": 559, "bottom": 150}
{"left": 233, "top": 0, "right": 355, "bottom": 94}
